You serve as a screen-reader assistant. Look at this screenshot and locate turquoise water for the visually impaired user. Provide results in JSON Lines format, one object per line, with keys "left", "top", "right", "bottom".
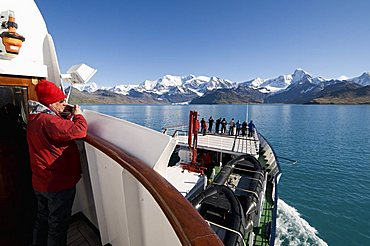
{"left": 82, "top": 104, "right": 370, "bottom": 246}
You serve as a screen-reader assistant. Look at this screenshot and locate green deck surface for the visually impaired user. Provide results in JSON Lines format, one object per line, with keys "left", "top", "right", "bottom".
{"left": 245, "top": 181, "right": 274, "bottom": 246}
{"left": 253, "top": 198, "right": 273, "bottom": 246}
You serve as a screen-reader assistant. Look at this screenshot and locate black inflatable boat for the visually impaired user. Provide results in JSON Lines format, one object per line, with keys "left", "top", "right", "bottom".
{"left": 189, "top": 155, "right": 267, "bottom": 246}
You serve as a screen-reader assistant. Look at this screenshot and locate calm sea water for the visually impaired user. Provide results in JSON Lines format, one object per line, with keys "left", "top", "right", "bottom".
{"left": 82, "top": 104, "right": 370, "bottom": 246}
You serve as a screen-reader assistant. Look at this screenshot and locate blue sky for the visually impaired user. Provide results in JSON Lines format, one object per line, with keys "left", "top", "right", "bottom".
{"left": 35, "top": 0, "right": 370, "bottom": 87}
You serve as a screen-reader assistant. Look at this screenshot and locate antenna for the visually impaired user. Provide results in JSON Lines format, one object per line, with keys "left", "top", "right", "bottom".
{"left": 61, "top": 64, "right": 97, "bottom": 102}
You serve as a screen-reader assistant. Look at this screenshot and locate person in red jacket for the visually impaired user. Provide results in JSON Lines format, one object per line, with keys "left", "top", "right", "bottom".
{"left": 27, "top": 80, "right": 88, "bottom": 246}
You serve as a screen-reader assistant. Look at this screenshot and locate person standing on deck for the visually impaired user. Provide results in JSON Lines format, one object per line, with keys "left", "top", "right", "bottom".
{"left": 201, "top": 118, "right": 207, "bottom": 135}
{"left": 229, "top": 118, "right": 235, "bottom": 135}
{"left": 248, "top": 120, "right": 256, "bottom": 137}
{"left": 208, "top": 116, "right": 214, "bottom": 133}
{"left": 221, "top": 118, "right": 227, "bottom": 134}
{"left": 236, "top": 120, "right": 241, "bottom": 136}
{"left": 27, "top": 80, "right": 88, "bottom": 246}
{"left": 200, "top": 118, "right": 206, "bottom": 134}
{"left": 215, "top": 117, "right": 221, "bottom": 134}
{"left": 241, "top": 120, "right": 247, "bottom": 136}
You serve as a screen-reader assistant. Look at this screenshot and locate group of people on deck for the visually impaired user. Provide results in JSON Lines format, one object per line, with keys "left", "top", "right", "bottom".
{"left": 198, "top": 116, "right": 255, "bottom": 137}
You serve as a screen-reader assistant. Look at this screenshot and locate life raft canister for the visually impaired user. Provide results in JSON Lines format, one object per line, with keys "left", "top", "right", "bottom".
{"left": 0, "top": 11, "right": 25, "bottom": 55}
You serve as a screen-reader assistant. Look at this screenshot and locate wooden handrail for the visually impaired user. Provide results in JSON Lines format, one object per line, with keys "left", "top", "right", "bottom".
{"left": 84, "top": 133, "right": 223, "bottom": 246}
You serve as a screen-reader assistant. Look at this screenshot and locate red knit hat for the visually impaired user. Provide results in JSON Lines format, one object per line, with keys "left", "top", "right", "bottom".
{"left": 35, "top": 79, "right": 66, "bottom": 106}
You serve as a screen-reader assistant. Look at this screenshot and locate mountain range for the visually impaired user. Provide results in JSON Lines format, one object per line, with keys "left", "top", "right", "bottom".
{"left": 68, "top": 69, "right": 370, "bottom": 105}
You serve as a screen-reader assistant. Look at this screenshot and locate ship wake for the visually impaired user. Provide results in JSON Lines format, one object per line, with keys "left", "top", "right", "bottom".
{"left": 275, "top": 199, "right": 328, "bottom": 246}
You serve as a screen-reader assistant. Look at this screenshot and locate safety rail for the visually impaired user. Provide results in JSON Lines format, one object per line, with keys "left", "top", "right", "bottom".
{"left": 162, "top": 124, "right": 189, "bottom": 136}
{"left": 84, "top": 133, "right": 223, "bottom": 246}
{"left": 257, "top": 132, "right": 281, "bottom": 246}
{"left": 206, "top": 220, "right": 246, "bottom": 246}
{"left": 170, "top": 133, "right": 260, "bottom": 156}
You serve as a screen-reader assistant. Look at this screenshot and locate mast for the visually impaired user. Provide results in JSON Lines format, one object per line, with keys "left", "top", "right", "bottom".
{"left": 246, "top": 103, "right": 249, "bottom": 123}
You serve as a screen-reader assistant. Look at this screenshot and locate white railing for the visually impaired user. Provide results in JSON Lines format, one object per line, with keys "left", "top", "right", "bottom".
{"left": 206, "top": 220, "right": 246, "bottom": 246}
{"left": 163, "top": 125, "right": 261, "bottom": 156}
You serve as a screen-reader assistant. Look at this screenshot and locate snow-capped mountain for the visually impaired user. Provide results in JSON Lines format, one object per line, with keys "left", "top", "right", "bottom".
{"left": 239, "top": 69, "right": 323, "bottom": 93}
{"left": 133, "top": 74, "right": 235, "bottom": 96}
{"left": 283, "top": 69, "right": 326, "bottom": 94}
{"left": 265, "top": 69, "right": 369, "bottom": 103}
{"left": 72, "top": 82, "right": 138, "bottom": 95}
{"left": 135, "top": 75, "right": 183, "bottom": 95}
{"left": 200, "top": 76, "right": 235, "bottom": 92}
{"left": 349, "top": 72, "right": 370, "bottom": 86}
{"left": 72, "top": 82, "right": 100, "bottom": 93}
{"left": 109, "top": 84, "right": 139, "bottom": 95}
{"left": 240, "top": 77, "right": 264, "bottom": 89}
{"left": 71, "top": 69, "right": 370, "bottom": 104}
{"left": 263, "top": 75, "right": 292, "bottom": 89}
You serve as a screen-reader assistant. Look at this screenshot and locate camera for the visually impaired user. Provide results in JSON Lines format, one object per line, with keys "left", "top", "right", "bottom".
{"left": 61, "top": 103, "right": 75, "bottom": 118}
{"left": 64, "top": 104, "right": 75, "bottom": 113}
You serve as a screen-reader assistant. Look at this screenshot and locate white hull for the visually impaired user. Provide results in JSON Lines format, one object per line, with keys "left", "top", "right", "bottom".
{"left": 76, "top": 110, "right": 180, "bottom": 245}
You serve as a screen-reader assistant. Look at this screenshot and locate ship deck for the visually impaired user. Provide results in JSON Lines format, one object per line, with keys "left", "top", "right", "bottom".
{"left": 67, "top": 213, "right": 102, "bottom": 246}
{"left": 175, "top": 133, "right": 260, "bottom": 157}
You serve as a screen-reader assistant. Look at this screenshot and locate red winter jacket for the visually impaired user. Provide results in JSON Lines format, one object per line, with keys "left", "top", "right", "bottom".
{"left": 27, "top": 113, "right": 88, "bottom": 192}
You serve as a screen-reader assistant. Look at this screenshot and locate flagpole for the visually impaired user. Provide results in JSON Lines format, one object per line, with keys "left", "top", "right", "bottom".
{"left": 246, "top": 103, "right": 249, "bottom": 123}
